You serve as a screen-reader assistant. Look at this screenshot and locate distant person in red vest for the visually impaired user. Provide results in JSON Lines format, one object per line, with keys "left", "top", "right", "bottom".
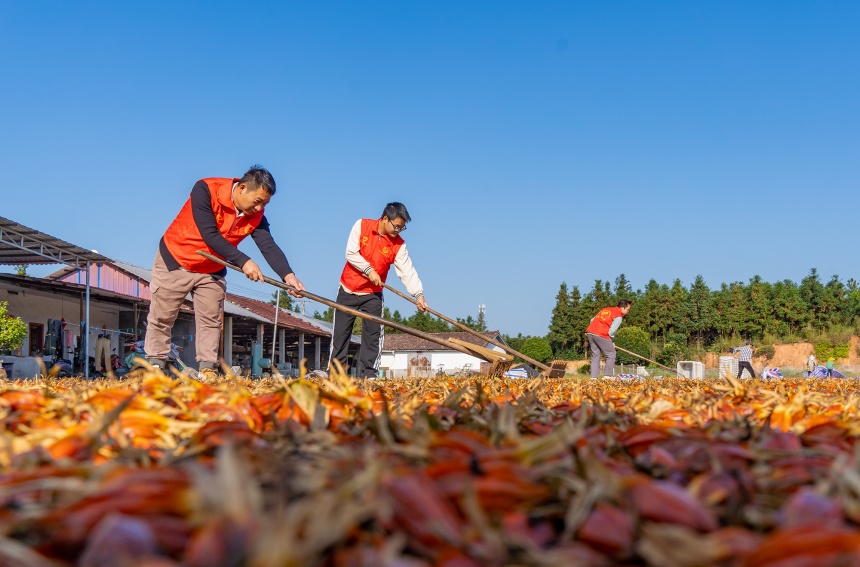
{"left": 329, "top": 202, "right": 427, "bottom": 378}
{"left": 585, "top": 299, "right": 633, "bottom": 379}
{"left": 144, "top": 165, "right": 305, "bottom": 379}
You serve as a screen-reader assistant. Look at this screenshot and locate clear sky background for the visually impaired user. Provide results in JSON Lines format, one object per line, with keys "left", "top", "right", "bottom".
{"left": 1, "top": 2, "right": 858, "bottom": 337}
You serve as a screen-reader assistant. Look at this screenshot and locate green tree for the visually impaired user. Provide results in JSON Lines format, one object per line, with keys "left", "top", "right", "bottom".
{"left": 503, "top": 333, "right": 532, "bottom": 354}
{"left": 313, "top": 307, "right": 334, "bottom": 322}
{"left": 683, "top": 275, "right": 715, "bottom": 348}
{"left": 0, "top": 301, "right": 27, "bottom": 354}
{"left": 770, "top": 279, "right": 808, "bottom": 335}
{"left": 14, "top": 265, "right": 28, "bottom": 277}
{"left": 588, "top": 279, "right": 612, "bottom": 310}
{"left": 520, "top": 337, "right": 553, "bottom": 364}
{"left": 800, "top": 268, "right": 825, "bottom": 329}
{"left": 615, "top": 326, "right": 652, "bottom": 365}
{"left": 404, "top": 311, "right": 450, "bottom": 333}
{"left": 666, "top": 279, "right": 689, "bottom": 342}
{"left": 547, "top": 283, "right": 575, "bottom": 355}
{"left": 744, "top": 275, "right": 773, "bottom": 339}
{"left": 269, "top": 290, "right": 294, "bottom": 311}
{"left": 567, "top": 285, "right": 590, "bottom": 358}
{"left": 456, "top": 309, "right": 487, "bottom": 332}
{"left": 822, "top": 275, "right": 848, "bottom": 327}
{"left": 613, "top": 273, "right": 635, "bottom": 303}
{"left": 634, "top": 280, "right": 667, "bottom": 342}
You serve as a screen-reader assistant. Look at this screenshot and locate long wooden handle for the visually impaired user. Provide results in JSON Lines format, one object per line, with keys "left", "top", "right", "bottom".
{"left": 612, "top": 344, "right": 683, "bottom": 377}
{"left": 196, "top": 251, "right": 490, "bottom": 362}
{"left": 381, "top": 282, "right": 550, "bottom": 372}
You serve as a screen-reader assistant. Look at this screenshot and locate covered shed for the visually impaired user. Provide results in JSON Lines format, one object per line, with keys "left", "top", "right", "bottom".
{"left": 49, "top": 259, "right": 359, "bottom": 373}
{"left": 0, "top": 215, "right": 112, "bottom": 378}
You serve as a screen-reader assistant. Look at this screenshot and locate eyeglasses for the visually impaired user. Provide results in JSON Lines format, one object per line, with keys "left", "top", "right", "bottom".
{"left": 388, "top": 219, "right": 407, "bottom": 232}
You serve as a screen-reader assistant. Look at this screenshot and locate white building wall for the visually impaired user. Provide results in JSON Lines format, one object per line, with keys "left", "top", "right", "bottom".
{"left": 380, "top": 344, "right": 507, "bottom": 378}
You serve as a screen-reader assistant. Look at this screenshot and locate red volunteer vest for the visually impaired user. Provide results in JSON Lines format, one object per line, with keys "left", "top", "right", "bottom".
{"left": 162, "top": 178, "right": 264, "bottom": 273}
{"left": 586, "top": 306, "right": 624, "bottom": 339}
{"left": 340, "top": 219, "right": 404, "bottom": 293}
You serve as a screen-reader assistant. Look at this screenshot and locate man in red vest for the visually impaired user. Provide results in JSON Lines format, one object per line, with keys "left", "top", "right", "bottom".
{"left": 144, "top": 165, "right": 305, "bottom": 378}
{"left": 585, "top": 299, "right": 632, "bottom": 379}
{"left": 329, "top": 202, "right": 428, "bottom": 378}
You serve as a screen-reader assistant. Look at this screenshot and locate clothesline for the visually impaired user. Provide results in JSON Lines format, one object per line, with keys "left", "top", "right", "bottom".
{"left": 60, "top": 322, "right": 136, "bottom": 337}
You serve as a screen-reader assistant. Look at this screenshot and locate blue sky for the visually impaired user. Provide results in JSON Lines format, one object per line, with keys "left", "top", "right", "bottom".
{"left": 1, "top": 1, "right": 858, "bottom": 337}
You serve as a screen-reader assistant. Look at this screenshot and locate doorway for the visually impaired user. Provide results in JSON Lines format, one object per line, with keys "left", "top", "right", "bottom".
{"left": 29, "top": 323, "right": 43, "bottom": 356}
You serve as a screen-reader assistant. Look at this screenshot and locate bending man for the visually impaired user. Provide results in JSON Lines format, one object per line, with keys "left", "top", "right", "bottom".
{"left": 733, "top": 341, "right": 756, "bottom": 379}
{"left": 585, "top": 299, "right": 632, "bottom": 379}
{"left": 329, "top": 202, "right": 427, "bottom": 378}
{"left": 144, "top": 165, "right": 304, "bottom": 379}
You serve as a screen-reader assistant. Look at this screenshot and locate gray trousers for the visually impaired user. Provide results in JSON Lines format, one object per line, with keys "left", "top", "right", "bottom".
{"left": 587, "top": 333, "right": 616, "bottom": 378}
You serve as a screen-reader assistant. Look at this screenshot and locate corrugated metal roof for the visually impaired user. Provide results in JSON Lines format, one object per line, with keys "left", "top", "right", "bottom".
{"left": 0, "top": 274, "right": 147, "bottom": 307}
{"left": 112, "top": 260, "right": 155, "bottom": 281}
{"left": 226, "top": 294, "right": 331, "bottom": 336}
{"left": 0, "top": 216, "right": 112, "bottom": 267}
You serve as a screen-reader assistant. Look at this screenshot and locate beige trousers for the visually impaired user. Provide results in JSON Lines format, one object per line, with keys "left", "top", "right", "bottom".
{"left": 94, "top": 336, "right": 111, "bottom": 372}
{"left": 144, "top": 251, "right": 226, "bottom": 365}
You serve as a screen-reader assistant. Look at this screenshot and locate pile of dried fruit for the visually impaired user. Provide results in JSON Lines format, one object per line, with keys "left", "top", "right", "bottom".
{"left": 1, "top": 370, "right": 860, "bottom": 566}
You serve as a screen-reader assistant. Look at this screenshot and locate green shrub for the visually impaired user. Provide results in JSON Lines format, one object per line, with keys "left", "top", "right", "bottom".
{"left": 552, "top": 347, "right": 581, "bottom": 361}
{"left": 578, "top": 363, "right": 591, "bottom": 375}
{"left": 657, "top": 341, "right": 686, "bottom": 366}
{"left": 520, "top": 337, "right": 553, "bottom": 364}
{"left": 814, "top": 340, "right": 850, "bottom": 361}
{"left": 615, "top": 326, "right": 651, "bottom": 365}
{"left": 807, "top": 326, "right": 852, "bottom": 360}
{"left": 756, "top": 345, "right": 775, "bottom": 359}
{"left": 0, "top": 301, "right": 27, "bottom": 354}
{"left": 761, "top": 332, "right": 780, "bottom": 346}
{"left": 709, "top": 336, "right": 740, "bottom": 354}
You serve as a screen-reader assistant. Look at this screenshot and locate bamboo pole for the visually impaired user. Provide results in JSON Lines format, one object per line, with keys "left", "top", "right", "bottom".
{"left": 380, "top": 282, "right": 550, "bottom": 372}
{"left": 196, "top": 251, "right": 490, "bottom": 362}
{"left": 612, "top": 344, "right": 684, "bottom": 377}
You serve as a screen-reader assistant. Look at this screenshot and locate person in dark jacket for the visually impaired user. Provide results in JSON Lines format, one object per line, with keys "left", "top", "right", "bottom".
{"left": 144, "top": 165, "right": 304, "bottom": 378}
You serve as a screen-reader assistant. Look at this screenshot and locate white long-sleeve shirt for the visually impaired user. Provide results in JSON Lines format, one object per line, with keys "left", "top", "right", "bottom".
{"left": 342, "top": 219, "right": 423, "bottom": 297}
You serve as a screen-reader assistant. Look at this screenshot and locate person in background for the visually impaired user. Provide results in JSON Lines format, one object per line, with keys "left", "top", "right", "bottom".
{"left": 733, "top": 341, "right": 756, "bottom": 379}
{"left": 144, "top": 165, "right": 305, "bottom": 380}
{"left": 807, "top": 353, "right": 817, "bottom": 376}
{"left": 826, "top": 357, "right": 835, "bottom": 378}
{"left": 328, "top": 202, "right": 427, "bottom": 378}
{"left": 585, "top": 299, "right": 633, "bottom": 379}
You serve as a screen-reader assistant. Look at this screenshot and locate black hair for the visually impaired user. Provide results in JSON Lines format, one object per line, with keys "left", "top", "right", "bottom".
{"left": 617, "top": 299, "right": 633, "bottom": 309}
{"left": 381, "top": 202, "right": 411, "bottom": 223}
{"left": 240, "top": 165, "right": 276, "bottom": 195}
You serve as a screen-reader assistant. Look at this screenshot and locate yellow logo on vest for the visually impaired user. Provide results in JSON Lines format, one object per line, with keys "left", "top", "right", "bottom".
{"left": 382, "top": 246, "right": 390, "bottom": 256}
{"left": 216, "top": 213, "right": 223, "bottom": 224}
{"left": 361, "top": 236, "right": 369, "bottom": 245}
{"left": 243, "top": 226, "right": 251, "bottom": 235}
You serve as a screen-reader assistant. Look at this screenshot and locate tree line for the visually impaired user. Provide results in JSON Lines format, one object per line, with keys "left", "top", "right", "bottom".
{"left": 545, "top": 269, "right": 860, "bottom": 361}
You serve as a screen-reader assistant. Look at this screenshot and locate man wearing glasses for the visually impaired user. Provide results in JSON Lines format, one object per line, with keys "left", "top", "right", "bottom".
{"left": 329, "top": 202, "right": 428, "bottom": 378}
